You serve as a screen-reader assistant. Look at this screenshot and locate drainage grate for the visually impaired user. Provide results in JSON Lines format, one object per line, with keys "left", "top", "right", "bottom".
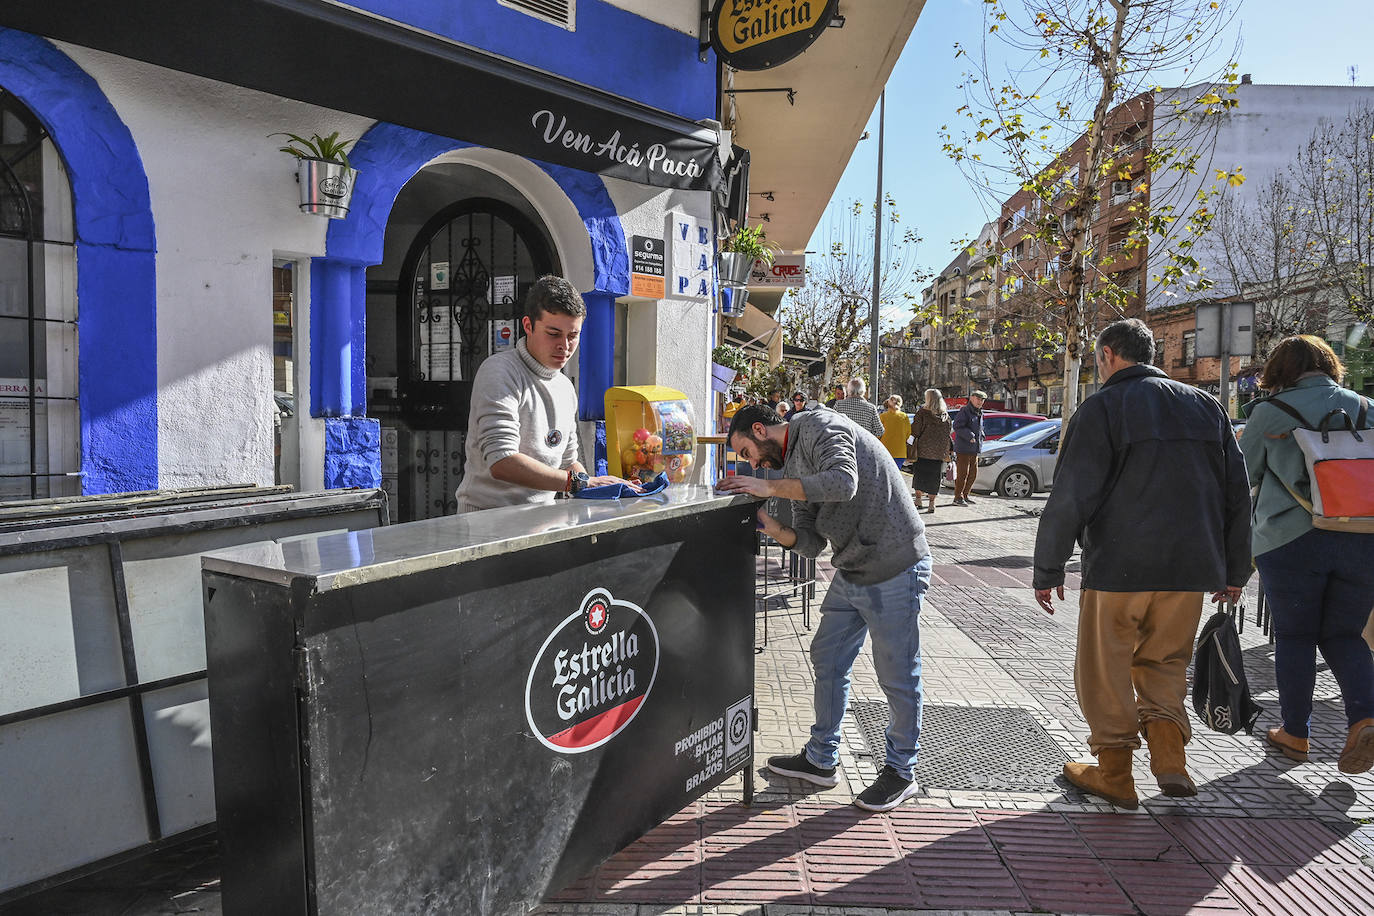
{"left": 851, "top": 702, "right": 1068, "bottom": 791}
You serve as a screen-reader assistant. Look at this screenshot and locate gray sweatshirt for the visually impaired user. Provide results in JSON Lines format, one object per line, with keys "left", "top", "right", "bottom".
{"left": 782, "top": 408, "right": 930, "bottom": 584}
{"left": 455, "top": 339, "right": 579, "bottom": 513}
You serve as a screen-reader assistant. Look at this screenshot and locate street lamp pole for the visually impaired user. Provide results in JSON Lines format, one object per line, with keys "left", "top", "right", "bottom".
{"left": 868, "top": 89, "right": 884, "bottom": 399}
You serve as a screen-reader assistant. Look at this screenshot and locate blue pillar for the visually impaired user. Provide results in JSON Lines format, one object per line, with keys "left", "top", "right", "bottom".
{"left": 311, "top": 257, "right": 364, "bottom": 418}
{"left": 577, "top": 291, "right": 616, "bottom": 422}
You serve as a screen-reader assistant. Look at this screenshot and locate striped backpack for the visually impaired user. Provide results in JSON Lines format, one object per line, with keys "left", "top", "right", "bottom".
{"left": 1266, "top": 395, "right": 1374, "bottom": 533}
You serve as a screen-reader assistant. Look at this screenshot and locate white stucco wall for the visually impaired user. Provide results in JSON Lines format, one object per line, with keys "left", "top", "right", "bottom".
{"left": 606, "top": 181, "right": 715, "bottom": 481}
{"left": 57, "top": 43, "right": 371, "bottom": 490}
{"left": 603, "top": 0, "right": 701, "bottom": 36}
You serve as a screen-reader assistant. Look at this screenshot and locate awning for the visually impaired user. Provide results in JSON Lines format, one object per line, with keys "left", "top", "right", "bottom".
{"left": 724, "top": 303, "right": 823, "bottom": 371}
{"left": 1, "top": 0, "right": 723, "bottom": 192}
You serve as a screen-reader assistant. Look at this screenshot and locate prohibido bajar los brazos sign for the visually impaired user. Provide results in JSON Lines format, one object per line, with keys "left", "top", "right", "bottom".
{"left": 525, "top": 588, "right": 660, "bottom": 753}
{"left": 710, "top": 0, "right": 838, "bottom": 71}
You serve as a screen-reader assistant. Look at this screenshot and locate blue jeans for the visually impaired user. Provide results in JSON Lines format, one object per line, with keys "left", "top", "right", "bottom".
{"left": 1254, "top": 527, "right": 1374, "bottom": 737}
{"left": 804, "top": 556, "right": 931, "bottom": 780}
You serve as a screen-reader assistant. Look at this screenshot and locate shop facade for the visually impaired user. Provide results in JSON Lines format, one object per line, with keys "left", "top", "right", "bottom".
{"left": 0, "top": 1, "right": 728, "bottom": 518}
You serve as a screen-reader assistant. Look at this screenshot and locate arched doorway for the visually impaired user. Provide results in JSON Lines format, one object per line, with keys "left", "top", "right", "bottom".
{"left": 0, "top": 87, "right": 79, "bottom": 500}
{"left": 368, "top": 169, "right": 559, "bottom": 521}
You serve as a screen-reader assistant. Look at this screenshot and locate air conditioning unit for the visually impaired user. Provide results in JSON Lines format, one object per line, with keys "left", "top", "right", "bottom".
{"left": 1111, "top": 180, "right": 1132, "bottom": 196}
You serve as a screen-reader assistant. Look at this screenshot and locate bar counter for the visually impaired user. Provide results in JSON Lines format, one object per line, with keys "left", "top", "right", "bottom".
{"left": 201, "top": 486, "right": 758, "bottom": 916}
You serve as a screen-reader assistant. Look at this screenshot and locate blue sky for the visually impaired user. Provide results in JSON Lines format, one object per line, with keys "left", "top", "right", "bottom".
{"left": 811, "top": 0, "right": 1373, "bottom": 296}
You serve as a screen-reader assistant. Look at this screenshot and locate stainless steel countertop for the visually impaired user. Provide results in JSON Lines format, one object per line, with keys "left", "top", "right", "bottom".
{"left": 201, "top": 486, "right": 755, "bottom": 591}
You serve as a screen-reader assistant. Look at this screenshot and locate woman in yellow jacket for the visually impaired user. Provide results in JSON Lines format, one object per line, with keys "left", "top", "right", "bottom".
{"left": 878, "top": 394, "right": 912, "bottom": 471}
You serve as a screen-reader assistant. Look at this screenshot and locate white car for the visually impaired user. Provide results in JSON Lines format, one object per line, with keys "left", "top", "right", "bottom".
{"left": 970, "top": 419, "right": 1062, "bottom": 497}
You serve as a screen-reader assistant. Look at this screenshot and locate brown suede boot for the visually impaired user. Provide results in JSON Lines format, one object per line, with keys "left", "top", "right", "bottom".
{"left": 1145, "top": 719, "right": 1197, "bottom": 797}
{"left": 1338, "top": 718, "right": 1374, "bottom": 774}
{"left": 1063, "top": 747, "right": 1138, "bottom": 809}
{"left": 1266, "top": 726, "right": 1310, "bottom": 763}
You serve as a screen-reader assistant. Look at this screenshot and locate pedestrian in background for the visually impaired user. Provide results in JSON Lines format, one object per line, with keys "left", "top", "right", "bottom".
{"left": 879, "top": 395, "right": 911, "bottom": 471}
{"left": 1034, "top": 319, "right": 1250, "bottom": 809}
{"left": 951, "top": 390, "right": 986, "bottom": 506}
{"left": 909, "top": 389, "right": 953, "bottom": 514}
{"left": 717, "top": 404, "right": 931, "bottom": 811}
{"left": 834, "top": 378, "right": 884, "bottom": 438}
{"left": 825, "top": 383, "right": 844, "bottom": 408}
{"left": 1241, "top": 335, "right": 1374, "bottom": 773}
{"left": 788, "top": 391, "right": 808, "bottom": 418}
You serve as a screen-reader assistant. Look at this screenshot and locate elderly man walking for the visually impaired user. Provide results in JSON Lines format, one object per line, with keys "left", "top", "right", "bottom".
{"left": 717, "top": 403, "right": 931, "bottom": 811}
{"left": 833, "top": 377, "right": 884, "bottom": 438}
{"left": 951, "top": 390, "right": 986, "bottom": 506}
{"left": 1033, "top": 319, "right": 1251, "bottom": 809}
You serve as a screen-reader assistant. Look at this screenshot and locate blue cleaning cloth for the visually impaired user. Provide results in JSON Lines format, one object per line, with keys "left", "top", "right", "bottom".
{"left": 574, "top": 472, "right": 670, "bottom": 500}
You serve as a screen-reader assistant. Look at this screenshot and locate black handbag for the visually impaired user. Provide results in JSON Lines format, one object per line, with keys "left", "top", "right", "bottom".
{"left": 1192, "top": 606, "right": 1262, "bottom": 735}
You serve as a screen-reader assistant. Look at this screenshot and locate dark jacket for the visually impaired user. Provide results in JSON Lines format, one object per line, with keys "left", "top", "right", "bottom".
{"left": 951, "top": 404, "right": 984, "bottom": 455}
{"left": 1032, "top": 364, "right": 1251, "bottom": 592}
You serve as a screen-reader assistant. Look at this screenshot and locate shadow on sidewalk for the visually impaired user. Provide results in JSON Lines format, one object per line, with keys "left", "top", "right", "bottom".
{"left": 545, "top": 761, "right": 1369, "bottom": 913}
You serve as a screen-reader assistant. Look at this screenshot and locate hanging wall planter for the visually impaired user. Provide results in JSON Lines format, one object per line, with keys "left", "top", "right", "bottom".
{"left": 296, "top": 158, "right": 356, "bottom": 219}
{"left": 717, "top": 223, "right": 777, "bottom": 288}
{"left": 719, "top": 286, "right": 749, "bottom": 317}
{"left": 272, "top": 131, "right": 358, "bottom": 220}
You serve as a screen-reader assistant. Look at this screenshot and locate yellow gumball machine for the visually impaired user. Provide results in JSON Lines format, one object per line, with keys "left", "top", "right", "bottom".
{"left": 604, "top": 385, "right": 697, "bottom": 484}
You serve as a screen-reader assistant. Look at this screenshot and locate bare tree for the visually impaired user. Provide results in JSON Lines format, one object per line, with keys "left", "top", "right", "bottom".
{"left": 1291, "top": 103, "right": 1374, "bottom": 324}
{"left": 1205, "top": 173, "right": 1330, "bottom": 353}
{"left": 940, "top": 0, "right": 1242, "bottom": 421}
{"left": 779, "top": 198, "right": 928, "bottom": 388}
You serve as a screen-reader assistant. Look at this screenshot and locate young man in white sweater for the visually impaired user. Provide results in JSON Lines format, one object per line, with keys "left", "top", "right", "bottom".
{"left": 456, "top": 275, "right": 637, "bottom": 513}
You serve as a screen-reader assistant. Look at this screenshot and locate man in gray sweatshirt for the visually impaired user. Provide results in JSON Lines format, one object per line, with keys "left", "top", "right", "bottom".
{"left": 456, "top": 275, "right": 637, "bottom": 513}
{"left": 717, "top": 404, "right": 932, "bottom": 811}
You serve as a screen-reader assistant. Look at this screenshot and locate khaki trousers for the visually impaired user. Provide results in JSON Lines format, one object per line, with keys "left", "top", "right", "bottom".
{"left": 953, "top": 453, "right": 978, "bottom": 499}
{"left": 1075, "top": 589, "right": 1204, "bottom": 754}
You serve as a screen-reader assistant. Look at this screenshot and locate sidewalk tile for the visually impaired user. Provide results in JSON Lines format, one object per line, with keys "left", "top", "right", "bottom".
{"left": 1207, "top": 861, "right": 1374, "bottom": 916}
{"left": 1066, "top": 812, "right": 1193, "bottom": 861}
{"left": 1158, "top": 814, "right": 1361, "bottom": 866}
{"left": 976, "top": 809, "right": 1093, "bottom": 857}
{"left": 1001, "top": 852, "right": 1134, "bottom": 915}
{"left": 1103, "top": 859, "right": 1246, "bottom": 915}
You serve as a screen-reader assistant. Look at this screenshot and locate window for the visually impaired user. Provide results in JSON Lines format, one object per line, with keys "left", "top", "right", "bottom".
{"left": 0, "top": 89, "right": 79, "bottom": 500}
{"left": 1153, "top": 338, "right": 1165, "bottom": 366}
{"left": 1182, "top": 330, "right": 1196, "bottom": 366}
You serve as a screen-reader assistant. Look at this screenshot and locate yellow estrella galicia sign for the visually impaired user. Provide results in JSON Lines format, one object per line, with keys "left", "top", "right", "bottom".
{"left": 711, "top": 0, "right": 837, "bottom": 71}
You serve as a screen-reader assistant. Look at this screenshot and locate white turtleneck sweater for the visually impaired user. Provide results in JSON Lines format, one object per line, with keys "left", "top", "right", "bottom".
{"left": 455, "top": 338, "right": 580, "bottom": 513}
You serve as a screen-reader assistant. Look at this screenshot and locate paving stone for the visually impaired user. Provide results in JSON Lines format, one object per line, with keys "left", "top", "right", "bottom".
{"left": 1157, "top": 814, "right": 1362, "bottom": 867}
{"left": 1102, "top": 859, "right": 1247, "bottom": 915}
{"left": 1000, "top": 852, "right": 1135, "bottom": 915}
{"left": 1207, "top": 861, "right": 1374, "bottom": 916}
{"left": 976, "top": 809, "right": 1093, "bottom": 857}
{"left": 1066, "top": 812, "right": 1194, "bottom": 861}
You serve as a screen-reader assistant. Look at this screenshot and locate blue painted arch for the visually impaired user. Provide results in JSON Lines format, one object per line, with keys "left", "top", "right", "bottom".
{"left": 0, "top": 28, "right": 158, "bottom": 494}
{"left": 316, "top": 121, "right": 629, "bottom": 420}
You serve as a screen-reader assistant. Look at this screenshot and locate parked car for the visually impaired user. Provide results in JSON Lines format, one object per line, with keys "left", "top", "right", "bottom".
{"left": 970, "top": 418, "right": 1062, "bottom": 497}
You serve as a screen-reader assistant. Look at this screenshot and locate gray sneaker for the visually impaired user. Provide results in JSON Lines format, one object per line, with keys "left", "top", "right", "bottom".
{"left": 766, "top": 752, "right": 839, "bottom": 788}
{"left": 854, "top": 765, "right": 919, "bottom": 811}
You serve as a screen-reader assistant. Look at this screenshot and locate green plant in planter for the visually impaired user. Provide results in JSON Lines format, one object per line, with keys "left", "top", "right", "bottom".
{"left": 720, "top": 223, "right": 778, "bottom": 267}
{"left": 272, "top": 131, "right": 355, "bottom": 168}
{"left": 711, "top": 344, "right": 751, "bottom": 374}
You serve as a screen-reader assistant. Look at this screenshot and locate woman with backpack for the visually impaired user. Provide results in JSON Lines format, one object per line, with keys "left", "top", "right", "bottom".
{"left": 1242, "top": 335, "right": 1374, "bottom": 773}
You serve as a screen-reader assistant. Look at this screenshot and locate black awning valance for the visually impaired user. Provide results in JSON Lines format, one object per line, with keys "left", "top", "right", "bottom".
{"left": 1, "top": 0, "right": 722, "bottom": 192}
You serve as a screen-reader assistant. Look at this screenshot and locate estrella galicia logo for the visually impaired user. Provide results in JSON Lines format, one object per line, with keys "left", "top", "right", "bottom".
{"left": 525, "top": 588, "right": 659, "bottom": 754}
{"left": 545, "top": 429, "right": 563, "bottom": 447}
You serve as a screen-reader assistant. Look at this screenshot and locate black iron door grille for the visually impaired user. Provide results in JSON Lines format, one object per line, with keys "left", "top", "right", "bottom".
{"left": 0, "top": 88, "right": 80, "bottom": 501}
{"left": 391, "top": 198, "right": 556, "bottom": 520}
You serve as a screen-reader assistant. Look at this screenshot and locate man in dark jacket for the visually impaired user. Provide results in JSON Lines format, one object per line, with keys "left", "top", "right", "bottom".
{"left": 950, "top": 391, "right": 986, "bottom": 505}
{"left": 1033, "top": 319, "right": 1250, "bottom": 809}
